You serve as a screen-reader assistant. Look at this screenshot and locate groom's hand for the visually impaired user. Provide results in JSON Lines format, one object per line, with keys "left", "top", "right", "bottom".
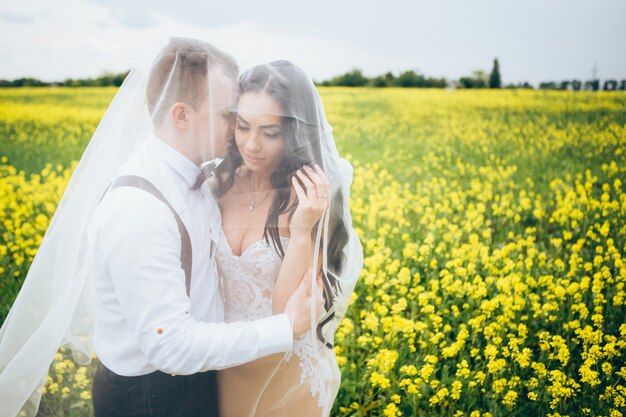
{"left": 284, "top": 269, "right": 325, "bottom": 338}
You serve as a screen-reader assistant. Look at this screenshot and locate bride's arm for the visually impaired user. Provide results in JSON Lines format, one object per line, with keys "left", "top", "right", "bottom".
{"left": 272, "top": 230, "right": 321, "bottom": 314}
{"left": 272, "top": 165, "right": 328, "bottom": 314}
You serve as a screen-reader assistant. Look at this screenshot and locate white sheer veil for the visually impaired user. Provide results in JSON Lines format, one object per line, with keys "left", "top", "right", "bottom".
{"left": 0, "top": 44, "right": 362, "bottom": 417}
{"left": 0, "top": 37, "right": 239, "bottom": 417}
{"left": 212, "top": 60, "right": 363, "bottom": 415}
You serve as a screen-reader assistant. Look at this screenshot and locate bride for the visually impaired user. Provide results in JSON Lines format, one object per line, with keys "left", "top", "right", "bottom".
{"left": 0, "top": 40, "right": 335, "bottom": 417}
{"left": 208, "top": 60, "right": 363, "bottom": 417}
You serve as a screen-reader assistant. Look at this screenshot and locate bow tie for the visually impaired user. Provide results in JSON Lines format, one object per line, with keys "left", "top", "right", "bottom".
{"left": 191, "top": 158, "right": 223, "bottom": 191}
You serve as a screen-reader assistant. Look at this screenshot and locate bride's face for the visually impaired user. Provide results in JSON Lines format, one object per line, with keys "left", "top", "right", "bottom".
{"left": 235, "top": 92, "right": 285, "bottom": 176}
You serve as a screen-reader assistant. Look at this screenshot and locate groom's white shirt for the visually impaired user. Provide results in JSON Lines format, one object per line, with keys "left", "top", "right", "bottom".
{"left": 89, "top": 134, "right": 293, "bottom": 377}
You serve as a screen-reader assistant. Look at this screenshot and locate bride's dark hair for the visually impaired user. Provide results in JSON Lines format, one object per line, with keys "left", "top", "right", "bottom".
{"left": 214, "top": 60, "right": 349, "bottom": 348}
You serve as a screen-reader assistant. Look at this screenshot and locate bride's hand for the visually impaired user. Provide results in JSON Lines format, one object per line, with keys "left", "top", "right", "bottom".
{"left": 290, "top": 165, "right": 329, "bottom": 238}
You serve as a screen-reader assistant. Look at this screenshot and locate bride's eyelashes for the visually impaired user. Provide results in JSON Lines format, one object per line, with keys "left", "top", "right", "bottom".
{"left": 235, "top": 120, "right": 281, "bottom": 139}
{"left": 263, "top": 130, "right": 281, "bottom": 139}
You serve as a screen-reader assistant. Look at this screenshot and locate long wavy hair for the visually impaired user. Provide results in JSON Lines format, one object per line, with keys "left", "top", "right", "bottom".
{"left": 213, "top": 61, "right": 349, "bottom": 348}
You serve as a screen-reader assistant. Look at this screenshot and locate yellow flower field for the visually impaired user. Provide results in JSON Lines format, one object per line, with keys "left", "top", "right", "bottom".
{"left": 1, "top": 87, "right": 625, "bottom": 417}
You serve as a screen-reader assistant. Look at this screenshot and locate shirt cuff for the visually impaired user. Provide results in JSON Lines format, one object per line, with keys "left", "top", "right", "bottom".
{"left": 254, "top": 313, "right": 293, "bottom": 357}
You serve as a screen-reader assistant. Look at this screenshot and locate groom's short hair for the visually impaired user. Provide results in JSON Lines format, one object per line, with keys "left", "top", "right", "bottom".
{"left": 147, "top": 37, "right": 238, "bottom": 125}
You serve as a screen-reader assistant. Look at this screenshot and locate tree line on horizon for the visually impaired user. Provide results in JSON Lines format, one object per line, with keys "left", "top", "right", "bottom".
{"left": 0, "top": 72, "right": 129, "bottom": 88}
{"left": 318, "top": 60, "right": 626, "bottom": 91}
{"left": 1, "top": 59, "right": 625, "bottom": 91}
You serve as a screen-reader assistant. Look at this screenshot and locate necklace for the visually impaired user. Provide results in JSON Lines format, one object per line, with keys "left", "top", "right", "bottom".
{"left": 247, "top": 189, "right": 272, "bottom": 211}
{"left": 237, "top": 172, "right": 273, "bottom": 211}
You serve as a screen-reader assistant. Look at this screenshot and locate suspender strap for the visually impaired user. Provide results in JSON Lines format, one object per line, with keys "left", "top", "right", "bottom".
{"left": 100, "top": 175, "right": 192, "bottom": 297}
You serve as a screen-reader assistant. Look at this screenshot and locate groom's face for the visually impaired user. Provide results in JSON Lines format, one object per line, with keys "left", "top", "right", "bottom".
{"left": 191, "top": 65, "right": 237, "bottom": 161}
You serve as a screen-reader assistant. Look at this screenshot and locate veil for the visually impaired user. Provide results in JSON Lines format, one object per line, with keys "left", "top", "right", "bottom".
{"left": 0, "top": 43, "right": 362, "bottom": 417}
{"left": 212, "top": 60, "right": 363, "bottom": 416}
{"left": 0, "top": 37, "right": 239, "bottom": 417}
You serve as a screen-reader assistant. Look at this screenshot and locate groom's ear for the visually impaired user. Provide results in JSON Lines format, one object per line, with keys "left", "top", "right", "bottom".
{"left": 170, "top": 102, "right": 190, "bottom": 130}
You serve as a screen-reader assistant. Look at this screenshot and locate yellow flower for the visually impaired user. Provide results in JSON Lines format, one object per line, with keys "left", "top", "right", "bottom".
{"left": 451, "top": 380, "right": 463, "bottom": 400}
{"left": 502, "top": 390, "right": 518, "bottom": 407}
{"left": 370, "top": 371, "right": 391, "bottom": 389}
{"left": 428, "top": 387, "right": 449, "bottom": 406}
{"left": 383, "top": 402, "right": 402, "bottom": 417}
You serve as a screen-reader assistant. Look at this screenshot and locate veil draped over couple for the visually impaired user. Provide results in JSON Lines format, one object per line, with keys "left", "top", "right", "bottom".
{"left": 0, "top": 37, "right": 363, "bottom": 417}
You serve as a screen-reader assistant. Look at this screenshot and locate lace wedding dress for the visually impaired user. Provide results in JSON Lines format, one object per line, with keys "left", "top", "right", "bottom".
{"left": 216, "top": 229, "right": 340, "bottom": 417}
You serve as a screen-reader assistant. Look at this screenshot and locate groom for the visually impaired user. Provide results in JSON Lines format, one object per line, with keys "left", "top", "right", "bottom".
{"left": 88, "top": 38, "right": 322, "bottom": 417}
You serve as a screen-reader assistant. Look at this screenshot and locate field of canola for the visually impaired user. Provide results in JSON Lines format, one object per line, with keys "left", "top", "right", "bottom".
{"left": 1, "top": 86, "right": 625, "bottom": 417}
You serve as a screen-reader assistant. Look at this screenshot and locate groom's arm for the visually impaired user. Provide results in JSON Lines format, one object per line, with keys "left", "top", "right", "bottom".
{"left": 97, "top": 194, "right": 293, "bottom": 374}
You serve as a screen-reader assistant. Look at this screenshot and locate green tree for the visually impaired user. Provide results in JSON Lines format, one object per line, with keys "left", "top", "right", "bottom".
{"left": 539, "top": 81, "right": 558, "bottom": 90}
{"left": 384, "top": 72, "right": 396, "bottom": 86}
{"left": 370, "top": 75, "right": 388, "bottom": 87}
{"left": 459, "top": 71, "right": 488, "bottom": 89}
{"left": 395, "top": 70, "right": 425, "bottom": 87}
{"left": 603, "top": 80, "right": 617, "bottom": 91}
{"left": 326, "top": 69, "right": 368, "bottom": 87}
{"left": 581, "top": 80, "right": 601, "bottom": 91}
{"left": 488, "top": 58, "right": 502, "bottom": 88}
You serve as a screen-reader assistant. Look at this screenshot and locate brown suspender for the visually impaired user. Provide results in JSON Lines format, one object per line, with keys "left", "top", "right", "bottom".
{"left": 100, "top": 175, "right": 192, "bottom": 296}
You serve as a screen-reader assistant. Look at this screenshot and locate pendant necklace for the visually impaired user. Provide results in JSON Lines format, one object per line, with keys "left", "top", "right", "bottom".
{"left": 243, "top": 173, "right": 273, "bottom": 211}
{"left": 247, "top": 190, "right": 272, "bottom": 211}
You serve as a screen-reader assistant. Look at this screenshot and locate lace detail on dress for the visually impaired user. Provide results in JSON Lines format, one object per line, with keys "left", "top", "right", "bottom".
{"left": 284, "top": 334, "right": 338, "bottom": 417}
{"left": 216, "top": 229, "right": 287, "bottom": 322}
{"left": 216, "top": 229, "right": 339, "bottom": 416}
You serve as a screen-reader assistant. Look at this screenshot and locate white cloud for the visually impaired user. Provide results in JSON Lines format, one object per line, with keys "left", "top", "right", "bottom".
{"left": 1, "top": 0, "right": 625, "bottom": 84}
{"left": 1, "top": 12, "right": 35, "bottom": 24}
{"left": 0, "top": 0, "right": 395, "bottom": 82}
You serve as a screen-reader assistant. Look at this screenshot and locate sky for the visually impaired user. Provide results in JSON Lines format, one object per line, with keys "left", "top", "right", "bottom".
{"left": 1, "top": 0, "right": 625, "bottom": 85}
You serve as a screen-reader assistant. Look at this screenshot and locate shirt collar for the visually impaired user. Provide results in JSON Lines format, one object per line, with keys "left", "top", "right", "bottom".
{"left": 148, "top": 134, "right": 201, "bottom": 189}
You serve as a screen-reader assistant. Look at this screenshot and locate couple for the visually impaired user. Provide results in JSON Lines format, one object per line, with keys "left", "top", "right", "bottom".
{"left": 0, "top": 37, "right": 363, "bottom": 417}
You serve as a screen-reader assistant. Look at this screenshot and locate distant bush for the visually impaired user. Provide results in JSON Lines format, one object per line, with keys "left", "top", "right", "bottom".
{"left": 0, "top": 71, "right": 129, "bottom": 88}
{"left": 320, "top": 69, "right": 446, "bottom": 88}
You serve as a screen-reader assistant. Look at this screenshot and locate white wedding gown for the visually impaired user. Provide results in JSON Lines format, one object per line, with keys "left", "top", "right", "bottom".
{"left": 216, "top": 229, "right": 340, "bottom": 417}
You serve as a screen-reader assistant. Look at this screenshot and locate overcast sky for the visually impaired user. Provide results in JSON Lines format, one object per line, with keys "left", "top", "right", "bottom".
{"left": 1, "top": 0, "right": 624, "bottom": 85}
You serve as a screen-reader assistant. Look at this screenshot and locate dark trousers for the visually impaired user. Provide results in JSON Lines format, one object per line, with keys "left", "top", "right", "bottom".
{"left": 92, "top": 362, "right": 219, "bottom": 417}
